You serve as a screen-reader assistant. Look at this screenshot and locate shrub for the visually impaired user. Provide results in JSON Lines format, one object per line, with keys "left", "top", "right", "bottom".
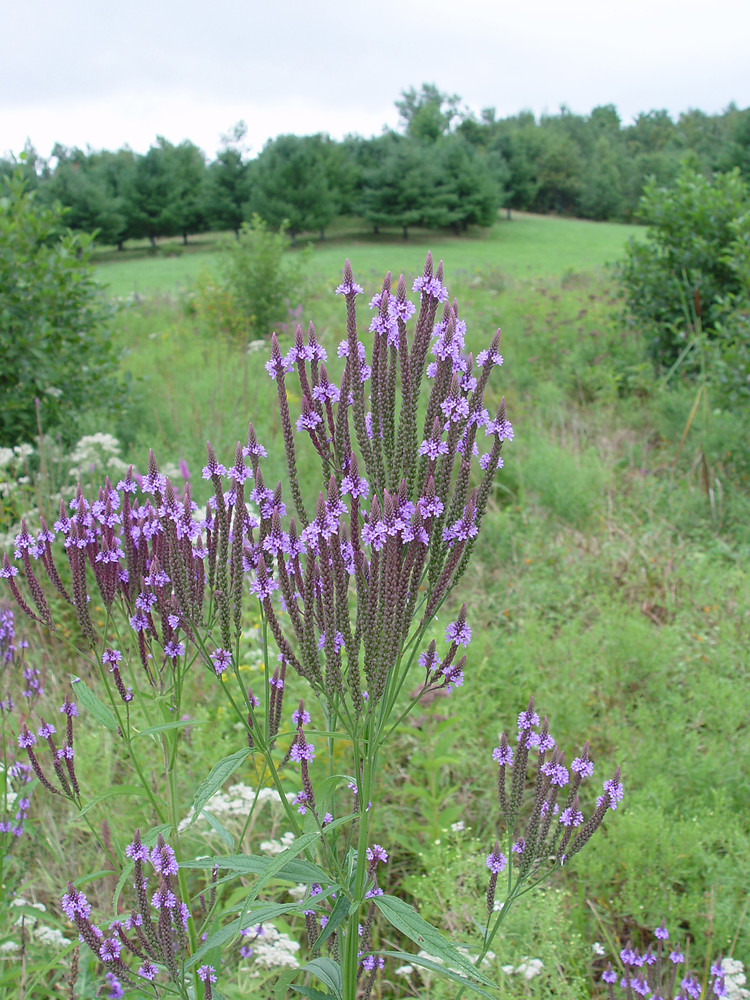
{"left": 618, "top": 164, "right": 750, "bottom": 367}
{"left": 0, "top": 172, "right": 127, "bottom": 447}
{"left": 193, "top": 214, "right": 309, "bottom": 342}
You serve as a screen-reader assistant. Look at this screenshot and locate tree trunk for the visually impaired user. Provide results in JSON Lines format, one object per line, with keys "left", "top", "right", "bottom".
{"left": 402, "top": 225, "right": 408, "bottom": 240}
{"left": 183, "top": 232, "right": 189, "bottom": 245}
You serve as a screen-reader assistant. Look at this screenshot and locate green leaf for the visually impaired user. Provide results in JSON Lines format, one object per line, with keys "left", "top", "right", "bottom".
{"left": 133, "top": 719, "right": 206, "bottom": 738}
{"left": 69, "top": 868, "right": 116, "bottom": 886}
{"left": 201, "top": 810, "right": 235, "bottom": 850}
{"left": 180, "top": 853, "right": 332, "bottom": 886}
{"left": 186, "top": 901, "right": 300, "bottom": 969}
{"left": 373, "top": 895, "right": 496, "bottom": 987}
{"left": 186, "top": 917, "right": 242, "bottom": 967}
{"left": 72, "top": 678, "right": 118, "bottom": 733}
{"left": 312, "top": 889, "right": 350, "bottom": 954}
{"left": 245, "top": 831, "right": 321, "bottom": 903}
{"left": 291, "top": 988, "right": 333, "bottom": 999}
{"left": 77, "top": 785, "right": 145, "bottom": 817}
{"left": 302, "top": 957, "right": 342, "bottom": 997}
{"left": 188, "top": 747, "right": 252, "bottom": 826}
{"left": 275, "top": 970, "right": 299, "bottom": 1000}
{"left": 379, "top": 950, "right": 499, "bottom": 999}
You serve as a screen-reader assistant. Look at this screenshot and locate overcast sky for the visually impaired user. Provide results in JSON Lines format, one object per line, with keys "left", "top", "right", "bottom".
{"left": 3, "top": 0, "right": 749, "bottom": 162}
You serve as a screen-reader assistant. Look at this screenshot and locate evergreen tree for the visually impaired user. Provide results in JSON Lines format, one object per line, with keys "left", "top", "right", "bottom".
{"left": 208, "top": 123, "right": 250, "bottom": 236}
{"left": 246, "top": 134, "right": 336, "bottom": 242}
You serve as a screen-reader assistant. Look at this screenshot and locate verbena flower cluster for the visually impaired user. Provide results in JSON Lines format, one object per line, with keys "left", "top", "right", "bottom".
{"left": 486, "top": 697, "right": 621, "bottom": 913}
{"left": 0, "top": 256, "right": 622, "bottom": 998}
{"left": 0, "top": 605, "right": 35, "bottom": 842}
{"left": 601, "top": 923, "right": 728, "bottom": 1000}
{"left": 62, "top": 830, "right": 202, "bottom": 995}
{"left": 3, "top": 254, "right": 510, "bottom": 721}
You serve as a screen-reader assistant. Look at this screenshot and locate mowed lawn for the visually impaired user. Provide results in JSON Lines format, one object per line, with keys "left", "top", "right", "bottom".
{"left": 95, "top": 213, "right": 644, "bottom": 298}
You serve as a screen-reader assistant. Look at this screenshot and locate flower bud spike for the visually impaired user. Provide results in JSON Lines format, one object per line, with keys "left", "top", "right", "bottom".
{"left": 485, "top": 840, "right": 507, "bottom": 915}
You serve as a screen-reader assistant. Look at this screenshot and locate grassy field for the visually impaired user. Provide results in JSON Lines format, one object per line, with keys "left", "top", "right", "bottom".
{"left": 3, "top": 214, "right": 748, "bottom": 998}
{"left": 95, "top": 213, "right": 644, "bottom": 298}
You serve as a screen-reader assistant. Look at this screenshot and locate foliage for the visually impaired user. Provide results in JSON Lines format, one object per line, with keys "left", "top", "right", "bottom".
{"left": 246, "top": 134, "right": 337, "bottom": 241}
{"left": 618, "top": 164, "right": 750, "bottom": 371}
{"left": 359, "top": 133, "right": 501, "bottom": 238}
{"left": 193, "top": 215, "right": 309, "bottom": 341}
{"left": 0, "top": 172, "right": 126, "bottom": 447}
{"left": 44, "top": 146, "right": 135, "bottom": 250}
{"left": 128, "top": 137, "right": 208, "bottom": 247}
{"left": 11, "top": 93, "right": 750, "bottom": 254}
{"left": 396, "top": 83, "right": 463, "bottom": 142}
{"left": 206, "top": 125, "right": 250, "bottom": 237}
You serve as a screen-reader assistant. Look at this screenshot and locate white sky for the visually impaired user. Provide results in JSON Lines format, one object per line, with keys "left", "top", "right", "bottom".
{"left": 2, "top": 0, "right": 749, "bottom": 162}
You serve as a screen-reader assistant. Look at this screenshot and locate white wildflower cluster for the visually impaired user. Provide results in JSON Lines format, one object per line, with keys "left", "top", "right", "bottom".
{"left": 502, "top": 957, "right": 544, "bottom": 980}
{"left": 6, "top": 898, "right": 71, "bottom": 951}
{"left": 178, "top": 783, "right": 295, "bottom": 832}
{"left": 67, "top": 433, "right": 128, "bottom": 481}
{"left": 259, "top": 831, "right": 296, "bottom": 856}
{"left": 0, "top": 444, "right": 34, "bottom": 470}
{"left": 0, "top": 444, "right": 34, "bottom": 508}
{"left": 722, "top": 958, "right": 750, "bottom": 1000}
{"left": 286, "top": 883, "right": 309, "bottom": 901}
{"left": 1, "top": 433, "right": 131, "bottom": 552}
{"left": 243, "top": 922, "right": 300, "bottom": 973}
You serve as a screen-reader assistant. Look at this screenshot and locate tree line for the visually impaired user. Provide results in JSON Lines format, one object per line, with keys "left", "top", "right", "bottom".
{"left": 3, "top": 85, "right": 749, "bottom": 246}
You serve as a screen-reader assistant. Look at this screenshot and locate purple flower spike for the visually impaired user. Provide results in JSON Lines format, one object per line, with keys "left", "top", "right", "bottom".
{"left": 335, "top": 262, "right": 364, "bottom": 297}
{"left": 290, "top": 739, "right": 315, "bottom": 763}
{"left": 517, "top": 699, "right": 539, "bottom": 732}
{"left": 366, "top": 844, "right": 388, "bottom": 865}
{"left": 445, "top": 604, "right": 471, "bottom": 647}
{"left": 150, "top": 838, "right": 179, "bottom": 876}
{"left": 210, "top": 648, "right": 232, "bottom": 675}
{"left": 413, "top": 271, "right": 448, "bottom": 302}
{"left": 602, "top": 772, "right": 624, "bottom": 810}
{"left": 486, "top": 846, "right": 507, "bottom": 874}
{"left": 292, "top": 699, "right": 311, "bottom": 727}
{"left": 18, "top": 727, "right": 36, "bottom": 749}
{"left": 492, "top": 742, "right": 514, "bottom": 766}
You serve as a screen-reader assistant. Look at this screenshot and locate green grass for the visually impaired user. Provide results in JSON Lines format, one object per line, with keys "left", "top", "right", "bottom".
{"left": 95, "top": 213, "right": 644, "bottom": 298}
{"left": 4, "top": 213, "right": 748, "bottom": 998}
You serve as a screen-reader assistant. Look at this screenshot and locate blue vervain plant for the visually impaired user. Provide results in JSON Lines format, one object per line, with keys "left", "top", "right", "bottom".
{"left": 3, "top": 256, "right": 621, "bottom": 999}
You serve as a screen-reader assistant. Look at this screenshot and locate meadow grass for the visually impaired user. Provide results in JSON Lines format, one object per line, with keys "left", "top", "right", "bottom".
{"left": 95, "top": 213, "right": 644, "bottom": 298}
{"left": 4, "top": 214, "right": 748, "bottom": 998}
